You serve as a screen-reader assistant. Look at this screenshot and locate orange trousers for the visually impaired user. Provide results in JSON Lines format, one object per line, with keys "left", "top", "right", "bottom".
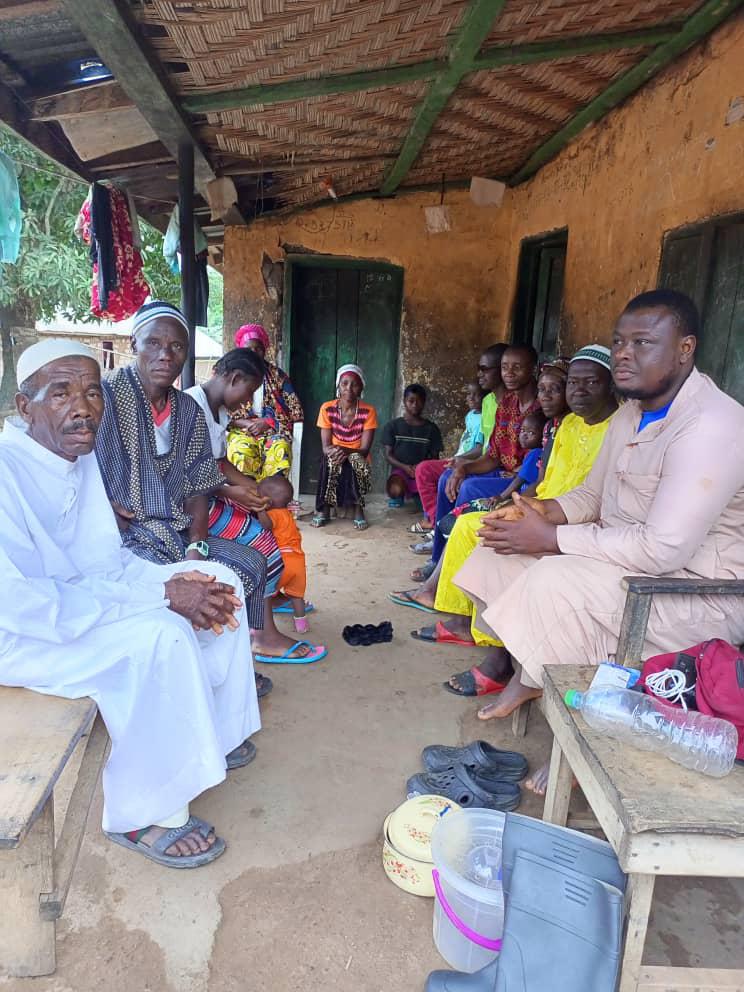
{"left": 278, "top": 551, "right": 307, "bottom": 599}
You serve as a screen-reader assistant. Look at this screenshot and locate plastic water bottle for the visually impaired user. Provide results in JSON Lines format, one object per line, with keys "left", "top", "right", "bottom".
{"left": 565, "top": 687, "right": 738, "bottom": 778}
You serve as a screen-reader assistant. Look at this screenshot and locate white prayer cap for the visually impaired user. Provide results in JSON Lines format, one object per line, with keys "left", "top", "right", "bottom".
{"left": 16, "top": 339, "right": 99, "bottom": 388}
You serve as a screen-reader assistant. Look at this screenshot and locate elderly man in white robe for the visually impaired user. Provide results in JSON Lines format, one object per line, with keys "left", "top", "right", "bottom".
{"left": 0, "top": 339, "right": 260, "bottom": 868}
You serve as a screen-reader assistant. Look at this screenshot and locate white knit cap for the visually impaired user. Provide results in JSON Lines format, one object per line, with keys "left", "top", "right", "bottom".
{"left": 336, "top": 363, "right": 366, "bottom": 391}
{"left": 16, "top": 339, "right": 98, "bottom": 388}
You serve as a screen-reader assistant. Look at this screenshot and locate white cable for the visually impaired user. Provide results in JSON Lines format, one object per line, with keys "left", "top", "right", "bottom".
{"left": 645, "top": 668, "right": 696, "bottom": 712}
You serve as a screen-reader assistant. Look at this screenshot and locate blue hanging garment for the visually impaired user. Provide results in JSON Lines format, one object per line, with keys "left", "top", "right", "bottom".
{"left": 0, "top": 150, "right": 22, "bottom": 263}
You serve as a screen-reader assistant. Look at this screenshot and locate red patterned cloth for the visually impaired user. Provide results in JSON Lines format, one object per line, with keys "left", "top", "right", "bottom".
{"left": 78, "top": 186, "right": 150, "bottom": 321}
{"left": 487, "top": 390, "right": 542, "bottom": 471}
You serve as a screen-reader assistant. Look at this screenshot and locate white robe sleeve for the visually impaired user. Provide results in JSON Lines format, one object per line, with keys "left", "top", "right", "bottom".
{"left": 0, "top": 510, "right": 169, "bottom": 646}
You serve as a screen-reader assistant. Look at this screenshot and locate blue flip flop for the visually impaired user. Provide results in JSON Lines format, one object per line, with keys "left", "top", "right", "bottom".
{"left": 254, "top": 640, "right": 328, "bottom": 665}
{"left": 388, "top": 591, "right": 438, "bottom": 614}
{"left": 272, "top": 601, "right": 316, "bottom": 615}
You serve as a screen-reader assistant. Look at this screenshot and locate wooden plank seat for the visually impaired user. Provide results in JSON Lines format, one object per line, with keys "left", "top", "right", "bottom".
{"left": 0, "top": 686, "right": 108, "bottom": 978}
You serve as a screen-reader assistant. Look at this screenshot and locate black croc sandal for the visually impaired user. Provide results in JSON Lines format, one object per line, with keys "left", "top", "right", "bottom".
{"left": 422, "top": 741, "right": 528, "bottom": 782}
{"left": 406, "top": 764, "right": 521, "bottom": 811}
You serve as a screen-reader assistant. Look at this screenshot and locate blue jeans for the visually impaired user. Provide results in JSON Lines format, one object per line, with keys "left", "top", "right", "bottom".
{"left": 431, "top": 468, "right": 510, "bottom": 563}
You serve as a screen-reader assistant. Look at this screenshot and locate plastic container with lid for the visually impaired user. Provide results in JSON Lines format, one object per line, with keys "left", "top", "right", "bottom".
{"left": 430, "top": 808, "right": 506, "bottom": 972}
{"left": 382, "top": 795, "right": 461, "bottom": 897}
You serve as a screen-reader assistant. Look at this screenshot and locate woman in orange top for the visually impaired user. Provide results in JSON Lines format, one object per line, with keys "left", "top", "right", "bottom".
{"left": 312, "top": 364, "right": 378, "bottom": 531}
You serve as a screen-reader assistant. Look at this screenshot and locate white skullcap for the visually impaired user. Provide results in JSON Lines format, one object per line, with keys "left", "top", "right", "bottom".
{"left": 16, "top": 339, "right": 99, "bottom": 388}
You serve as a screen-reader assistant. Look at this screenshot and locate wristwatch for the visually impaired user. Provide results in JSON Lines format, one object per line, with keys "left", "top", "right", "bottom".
{"left": 186, "top": 540, "right": 209, "bottom": 558}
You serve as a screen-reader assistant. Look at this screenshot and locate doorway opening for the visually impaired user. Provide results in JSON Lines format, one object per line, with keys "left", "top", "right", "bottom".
{"left": 285, "top": 256, "right": 403, "bottom": 494}
{"left": 512, "top": 229, "right": 568, "bottom": 359}
{"left": 658, "top": 213, "right": 744, "bottom": 403}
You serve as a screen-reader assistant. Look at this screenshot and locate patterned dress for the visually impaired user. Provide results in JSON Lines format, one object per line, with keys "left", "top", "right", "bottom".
{"left": 96, "top": 364, "right": 270, "bottom": 628}
{"left": 315, "top": 400, "right": 378, "bottom": 511}
{"left": 226, "top": 362, "right": 304, "bottom": 481}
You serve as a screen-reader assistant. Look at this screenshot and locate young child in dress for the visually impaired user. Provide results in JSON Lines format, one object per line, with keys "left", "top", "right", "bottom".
{"left": 440, "top": 411, "right": 546, "bottom": 537}
{"left": 382, "top": 383, "right": 444, "bottom": 508}
{"left": 256, "top": 475, "right": 310, "bottom": 633}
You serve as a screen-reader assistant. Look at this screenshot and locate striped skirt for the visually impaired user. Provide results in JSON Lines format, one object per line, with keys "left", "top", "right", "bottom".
{"left": 208, "top": 498, "right": 284, "bottom": 597}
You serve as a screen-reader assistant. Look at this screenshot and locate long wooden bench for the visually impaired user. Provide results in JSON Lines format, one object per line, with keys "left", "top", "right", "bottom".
{"left": 0, "top": 687, "right": 108, "bottom": 977}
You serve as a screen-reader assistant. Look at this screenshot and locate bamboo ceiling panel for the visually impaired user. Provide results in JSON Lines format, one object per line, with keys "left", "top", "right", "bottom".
{"left": 403, "top": 50, "right": 645, "bottom": 184}
{"left": 132, "top": 0, "right": 470, "bottom": 93}
{"left": 203, "top": 82, "right": 426, "bottom": 161}
{"left": 264, "top": 160, "right": 389, "bottom": 209}
{"left": 484, "top": 0, "right": 703, "bottom": 46}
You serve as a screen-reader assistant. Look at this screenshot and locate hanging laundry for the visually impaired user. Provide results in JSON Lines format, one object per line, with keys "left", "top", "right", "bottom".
{"left": 90, "top": 181, "right": 116, "bottom": 309}
{"left": 163, "top": 205, "right": 210, "bottom": 325}
{"left": 195, "top": 252, "right": 209, "bottom": 327}
{"left": 163, "top": 205, "right": 208, "bottom": 273}
{"left": 0, "top": 149, "right": 22, "bottom": 264}
{"left": 77, "top": 183, "right": 150, "bottom": 321}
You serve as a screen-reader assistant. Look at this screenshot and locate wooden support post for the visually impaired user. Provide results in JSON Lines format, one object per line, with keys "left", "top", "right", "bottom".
{"left": 511, "top": 700, "right": 531, "bottom": 737}
{"left": 178, "top": 142, "right": 196, "bottom": 390}
{"left": 615, "top": 588, "right": 652, "bottom": 668}
{"left": 620, "top": 873, "right": 656, "bottom": 992}
{"left": 542, "top": 736, "right": 573, "bottom": 826}
{"left": 39, "top": 714, "right": 108, "bottom": 922}
{"left": 0, "top": 796, "right": 55, "bottom": 977}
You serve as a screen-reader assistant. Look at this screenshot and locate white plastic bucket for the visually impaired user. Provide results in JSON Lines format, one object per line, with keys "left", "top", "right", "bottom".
{"left": 430, "top": 809, "right": 506, "bottom": 973}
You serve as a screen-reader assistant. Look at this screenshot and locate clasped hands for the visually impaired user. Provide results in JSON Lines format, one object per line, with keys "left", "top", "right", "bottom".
{"left": 231, "top": 417, "right": 272, "bottom": 437}
{"left": 477, "top": 492, "right": 559, "bottom": 556}
{"left": 165, "top": 571, "right": 242, "bottom": 635}
{"left": 325, "top": 445, "right": 349, "bottom": 467}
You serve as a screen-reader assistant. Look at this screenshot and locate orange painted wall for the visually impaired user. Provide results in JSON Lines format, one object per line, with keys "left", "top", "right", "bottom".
{"left": 223, "top": 11, "right": 744, "bottom": 438}
{"left": 505, "top": 10, "right": 744, "bottom": 349}
{"left": 224, "top": 192, "right": 512, "bottom": 436}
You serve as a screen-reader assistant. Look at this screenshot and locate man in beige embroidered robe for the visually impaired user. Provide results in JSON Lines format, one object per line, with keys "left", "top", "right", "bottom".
{"left": 456, "top": 290, "right": 744, "bottom": 740}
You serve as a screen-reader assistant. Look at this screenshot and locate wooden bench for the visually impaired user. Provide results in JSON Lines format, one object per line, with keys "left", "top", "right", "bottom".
{"left": 0, "top": 687, "right": 108, "bottom": 978}
{"left": 542, "top": 664, "right": 744, "bottom": 992}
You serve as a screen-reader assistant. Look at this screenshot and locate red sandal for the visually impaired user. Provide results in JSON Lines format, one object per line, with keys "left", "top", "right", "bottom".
{"left": 443, "top": 666, "right": 508, "bottom": 697}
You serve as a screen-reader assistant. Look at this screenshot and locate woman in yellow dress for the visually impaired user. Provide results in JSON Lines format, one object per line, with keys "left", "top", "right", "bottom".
{"left": 226, "top": 324, "right": 304, "bottom": 480}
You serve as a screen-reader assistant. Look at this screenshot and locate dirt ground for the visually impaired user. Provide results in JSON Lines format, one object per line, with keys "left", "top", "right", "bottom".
{"left": 2, "top": 496, "right": 743, "bottom": 992}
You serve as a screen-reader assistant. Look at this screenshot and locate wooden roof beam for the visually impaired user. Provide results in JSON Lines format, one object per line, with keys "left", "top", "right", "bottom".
{"left": 30, "top": 81, "right": 133, "bottom": 121}
{"left": 61, "top": 0, "right": 215, "bottom": 190}
{"left": 509, "top": 0, "right": 744, "bottom": 185}
{"left": 181, "top": 28, "right": 678, "bottom": 116}
{"left": 182, "top": 61, "right": 441, "bottom": 114}
{"left": 0, "top": 74, "right": 88, "bottom": 180}
{"left": 471, "top": 26, "right": 679, "bottom": 70}
{"left": 0, "top": 1, "right": 59, "bottom": 20}
{"left": 379, "top": 0, "right": 507, "bottom": 196}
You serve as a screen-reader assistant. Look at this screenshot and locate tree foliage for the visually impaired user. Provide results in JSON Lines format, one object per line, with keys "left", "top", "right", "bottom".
{"left": 0, "top": 126, "right": 180, "bottom": 323}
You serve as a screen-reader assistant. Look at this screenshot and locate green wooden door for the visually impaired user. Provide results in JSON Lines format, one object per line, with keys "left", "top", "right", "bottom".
{"left": 703, "top": 222, "right": 744, "bottom": 401}
{"left": 288, "top": 260, "right": 402, "bottom": 494}
{"left": 658, "top": 217, "right": 744, "bottom": 403}
{"left": 512, "top": 231, "right": 567, "bottom": 359}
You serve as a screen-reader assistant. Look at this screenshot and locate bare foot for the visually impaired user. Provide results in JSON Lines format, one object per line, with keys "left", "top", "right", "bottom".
{"left": 252, "top": 603, "right": 313, "bottom": 656}
{"left": 392, "top": 587, "right": 436, "bottom": 609}
{"left": 525, "top": 762, "right": 550, "bottom": 796}
{"left": 477, "top": 673, "right": 542, "bottom": 720}
{"left": 128, "top": 823, "right": 216, "bottom": 857}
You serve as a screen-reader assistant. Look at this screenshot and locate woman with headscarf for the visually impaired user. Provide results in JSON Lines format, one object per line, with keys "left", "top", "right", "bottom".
{"left": 312, "top": 365, "right": 378, "bottom": 531}
{"left": 226, "top": 324, "right": 304, "bottom": 481}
